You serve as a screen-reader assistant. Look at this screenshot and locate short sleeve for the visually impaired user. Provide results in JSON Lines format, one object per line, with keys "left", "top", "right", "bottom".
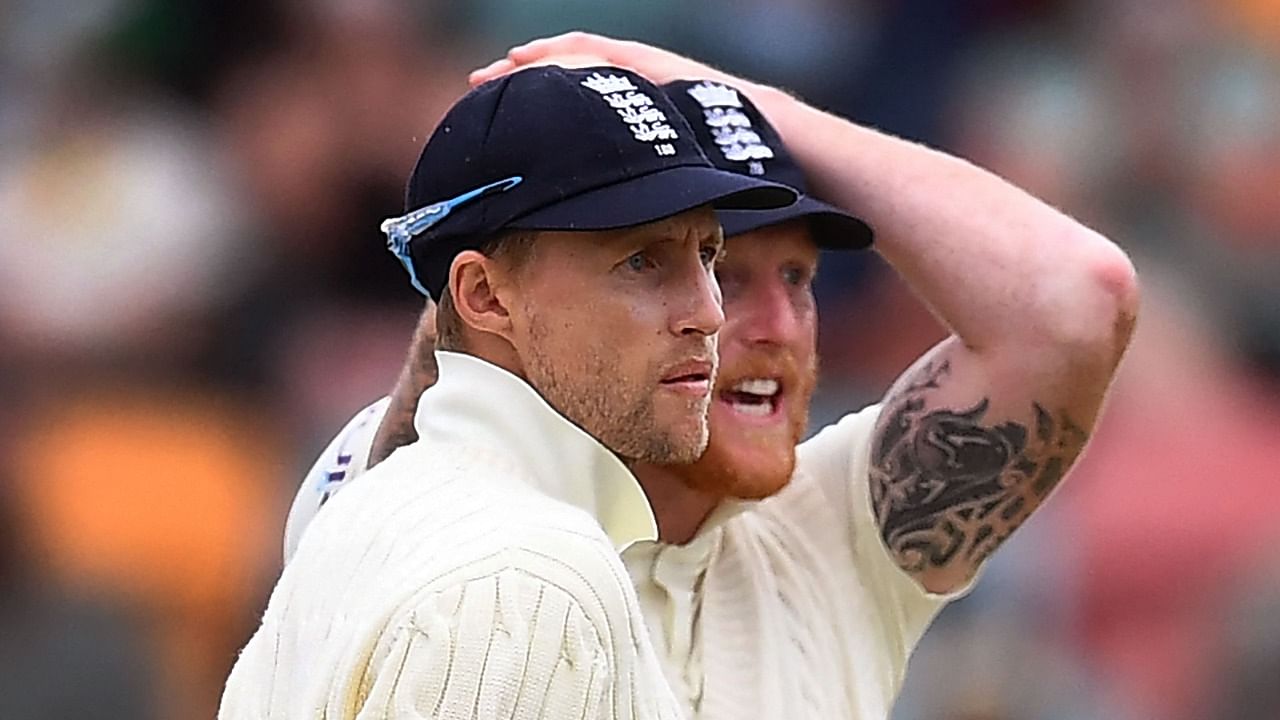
{"left": 798, "top": 405, "right": 966, "bottom": 660}
{"left": 283, "top": 398, "right": 391, "bottom": 564}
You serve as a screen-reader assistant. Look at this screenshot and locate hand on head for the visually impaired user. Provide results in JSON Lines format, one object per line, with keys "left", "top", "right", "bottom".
{"left": 469, "top": 31, "right": 740, "bottom": 89}
{"left": 469, "top": 52, "right": 612, "bottom": 81}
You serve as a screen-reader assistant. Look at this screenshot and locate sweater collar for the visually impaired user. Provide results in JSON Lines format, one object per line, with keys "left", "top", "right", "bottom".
{"left": 414, "top": 350, "right": 658, "bottom": 551}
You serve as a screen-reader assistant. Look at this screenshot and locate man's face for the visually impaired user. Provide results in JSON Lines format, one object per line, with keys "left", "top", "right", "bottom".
{"left": 671, "top": 219, "right": 820, "bottom": 499}
{"left": 508, "top": 206, "right": 725, "bottom": 465}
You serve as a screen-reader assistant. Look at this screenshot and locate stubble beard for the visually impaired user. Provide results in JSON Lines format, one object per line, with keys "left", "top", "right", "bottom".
{"left": 523, "top": 321, "right": 711, "bottom": 465}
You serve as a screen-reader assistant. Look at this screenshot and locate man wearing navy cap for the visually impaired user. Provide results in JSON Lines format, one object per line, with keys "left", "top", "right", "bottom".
{"left": 219, "top": 65, "right": 793, "bottom": 720}
{"left": 280, "top": 36, "right": 1140, "bottom": 720}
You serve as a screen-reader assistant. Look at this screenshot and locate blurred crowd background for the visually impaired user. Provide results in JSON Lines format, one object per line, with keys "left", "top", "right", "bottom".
{"left": 1, "top": 0, "right": 1278, "bottom": 718}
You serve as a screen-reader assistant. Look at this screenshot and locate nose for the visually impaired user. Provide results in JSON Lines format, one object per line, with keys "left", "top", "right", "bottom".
{"left": 737, "top": 280, "right": 802, "bottom": 347}
{"left": 670, "top": 263, "right": 725, "bottom": 337}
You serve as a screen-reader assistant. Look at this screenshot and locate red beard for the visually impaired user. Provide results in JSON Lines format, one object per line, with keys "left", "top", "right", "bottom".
{"left": 670, "top": 348, "right": 818, "bottom": 500}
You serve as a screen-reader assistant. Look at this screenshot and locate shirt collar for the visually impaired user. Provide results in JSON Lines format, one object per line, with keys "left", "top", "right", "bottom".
{"left": 414, "top": 350, "right": 658, "bottom": 551}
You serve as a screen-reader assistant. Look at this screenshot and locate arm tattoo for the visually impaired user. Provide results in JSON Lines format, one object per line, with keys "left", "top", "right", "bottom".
{"left": 869, "top": 360, "right": 1087, "bottom": 573}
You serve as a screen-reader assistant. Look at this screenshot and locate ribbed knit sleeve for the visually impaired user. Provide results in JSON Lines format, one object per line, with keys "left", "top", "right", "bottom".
{"left": 220, "top": 435, "right": 683, "bottom": 720}
{"left": 357, "top": 570, "right": 613, "bottom": 719}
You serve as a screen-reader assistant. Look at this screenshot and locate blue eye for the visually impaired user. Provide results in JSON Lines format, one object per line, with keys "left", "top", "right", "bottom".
{"left": 699, "top": 244, "right": 720, "bottom": 266}
{"left": 782, "top": 266, "right": 806, "bottom": 286}
{"left": 625, "top": 252, "right": 655, "bottom": 272}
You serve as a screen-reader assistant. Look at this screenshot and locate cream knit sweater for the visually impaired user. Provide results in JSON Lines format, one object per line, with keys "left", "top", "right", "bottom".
{"left": 270, "top": 353, "right": 959, "bottom": 719}
{"left": 222, "top": 353, "right": 682, "bottom": 719}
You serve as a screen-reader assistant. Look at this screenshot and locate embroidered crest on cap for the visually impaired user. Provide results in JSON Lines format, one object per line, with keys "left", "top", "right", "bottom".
{"left": 581, "top": 73, "right": 679, "bottom": 157}
{"left": 686, "top": 81, "right": 774, "bottom": 174}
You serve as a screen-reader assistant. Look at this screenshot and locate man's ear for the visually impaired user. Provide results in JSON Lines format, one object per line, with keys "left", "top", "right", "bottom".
{"left": 448, "top": 250, "right": 516, "bottom": 344}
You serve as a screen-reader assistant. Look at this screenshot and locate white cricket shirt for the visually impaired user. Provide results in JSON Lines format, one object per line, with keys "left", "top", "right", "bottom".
{"left": 221, "top": 352, "right": 682, "bottom": 719}
{"left": 619, "top": 406, "right": 957, "bottom": 718}
{"left": 284, "top": 372, "right": 961, "bottom": 719}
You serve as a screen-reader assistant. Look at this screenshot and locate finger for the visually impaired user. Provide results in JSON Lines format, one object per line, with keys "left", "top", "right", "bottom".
{"left": 507, "top": 40, "right": 550, "bottom": 63}
{"left": 528, "top": 54, "right": 613, "bottom": 70}
{"left": 507, "top": 31, "right": 589, "bottom": 62}
{"left": 469, "top": 58, "right": 516, "bottom": 86}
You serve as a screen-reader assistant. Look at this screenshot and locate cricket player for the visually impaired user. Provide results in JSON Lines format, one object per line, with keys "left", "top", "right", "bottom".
{"left": 284, "top": 37, "right": 1140, "bottom": 719}
{"left": 219, "top": 64, "right": 795, "bottom": 719}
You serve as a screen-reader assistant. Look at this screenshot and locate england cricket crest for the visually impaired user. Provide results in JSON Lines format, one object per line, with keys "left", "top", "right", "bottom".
{"left": 687, "top": 81, "right": 775, "bottom": 174}
{"left": 581, "top": 72, "right": 679, "bottom": 156}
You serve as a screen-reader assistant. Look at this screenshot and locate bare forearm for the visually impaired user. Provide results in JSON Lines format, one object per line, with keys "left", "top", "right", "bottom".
{"left": 739, "top": 88, "right": 1140, "bottom": 589}
{"left": 470, "top": 32, "right": 1141, "bottom": 591}
{"left": 746, "top": 85, "right": 1137, "bottom": 357}
{"left": 475, "top": 31, "right": 1136, "bottom": 355}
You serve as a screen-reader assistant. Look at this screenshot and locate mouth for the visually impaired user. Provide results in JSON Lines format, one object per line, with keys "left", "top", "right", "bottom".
{"left": 659, "top": 358, "right": 715, "bottom": 396}
{"left": 718, "top": 377, "right": 784, "bottom": 420}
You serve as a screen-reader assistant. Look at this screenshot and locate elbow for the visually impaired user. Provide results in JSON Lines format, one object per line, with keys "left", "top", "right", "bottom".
{"left": 1085, "top": 238, "right": 1141, "bottom": 362}
{"left": 1045, "top": 232, "right": 1141, "bottom": 361}
{"left": 1090, "top": 238, "right": 1141, "bottom": 328}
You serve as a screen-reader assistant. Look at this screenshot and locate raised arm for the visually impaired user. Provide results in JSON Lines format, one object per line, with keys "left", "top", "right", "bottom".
{"left": 748, "top": 75, "right": 1137, "bottom": 594}
{"left": 474, "top": 33, "right": 1140, "bottom": 593}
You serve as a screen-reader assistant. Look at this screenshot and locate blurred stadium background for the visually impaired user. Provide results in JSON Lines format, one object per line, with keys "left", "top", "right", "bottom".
{"left": 1, "top": 0, "right": 1278, "bottom": 718}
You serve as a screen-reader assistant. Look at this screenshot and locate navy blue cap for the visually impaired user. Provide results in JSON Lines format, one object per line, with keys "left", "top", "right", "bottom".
{"left": 383, "top": 65, "right": 797, "bottom": 299}
{"left": 662, "top": 79, "right": 874, "bottom": 250}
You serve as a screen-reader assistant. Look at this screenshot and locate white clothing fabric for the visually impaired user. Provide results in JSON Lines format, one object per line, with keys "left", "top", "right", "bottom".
{"left": 280, "top": 386, "right": 958, "bottom": 719}
{"left": 221, "top": 352, "right": 679, "bottom": 719}
{"left": 283, "top": 397, "right": 389, "bottom": 564}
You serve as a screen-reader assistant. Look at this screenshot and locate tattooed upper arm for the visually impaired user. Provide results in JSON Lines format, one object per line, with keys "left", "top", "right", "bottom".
{"left": 869, "top": 343, "right": 1091, "bottom": 592}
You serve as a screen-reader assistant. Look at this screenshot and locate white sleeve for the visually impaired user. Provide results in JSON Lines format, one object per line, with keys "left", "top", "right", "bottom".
{"left": 359, "top": 571, "right": 616, "bottom": 720}
{"left": 283, "top": 397, "right": 391, "bottom": 564}
{"left": 798, "top": 404, "right": 971, "bottom": 658}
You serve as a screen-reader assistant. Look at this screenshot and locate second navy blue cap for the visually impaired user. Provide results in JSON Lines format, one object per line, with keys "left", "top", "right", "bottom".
{"left": 662, "top": 79, "right": 874, "bottom": 250}
{"left": 385, "top": 65, "right": 798, "bottom": 299}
